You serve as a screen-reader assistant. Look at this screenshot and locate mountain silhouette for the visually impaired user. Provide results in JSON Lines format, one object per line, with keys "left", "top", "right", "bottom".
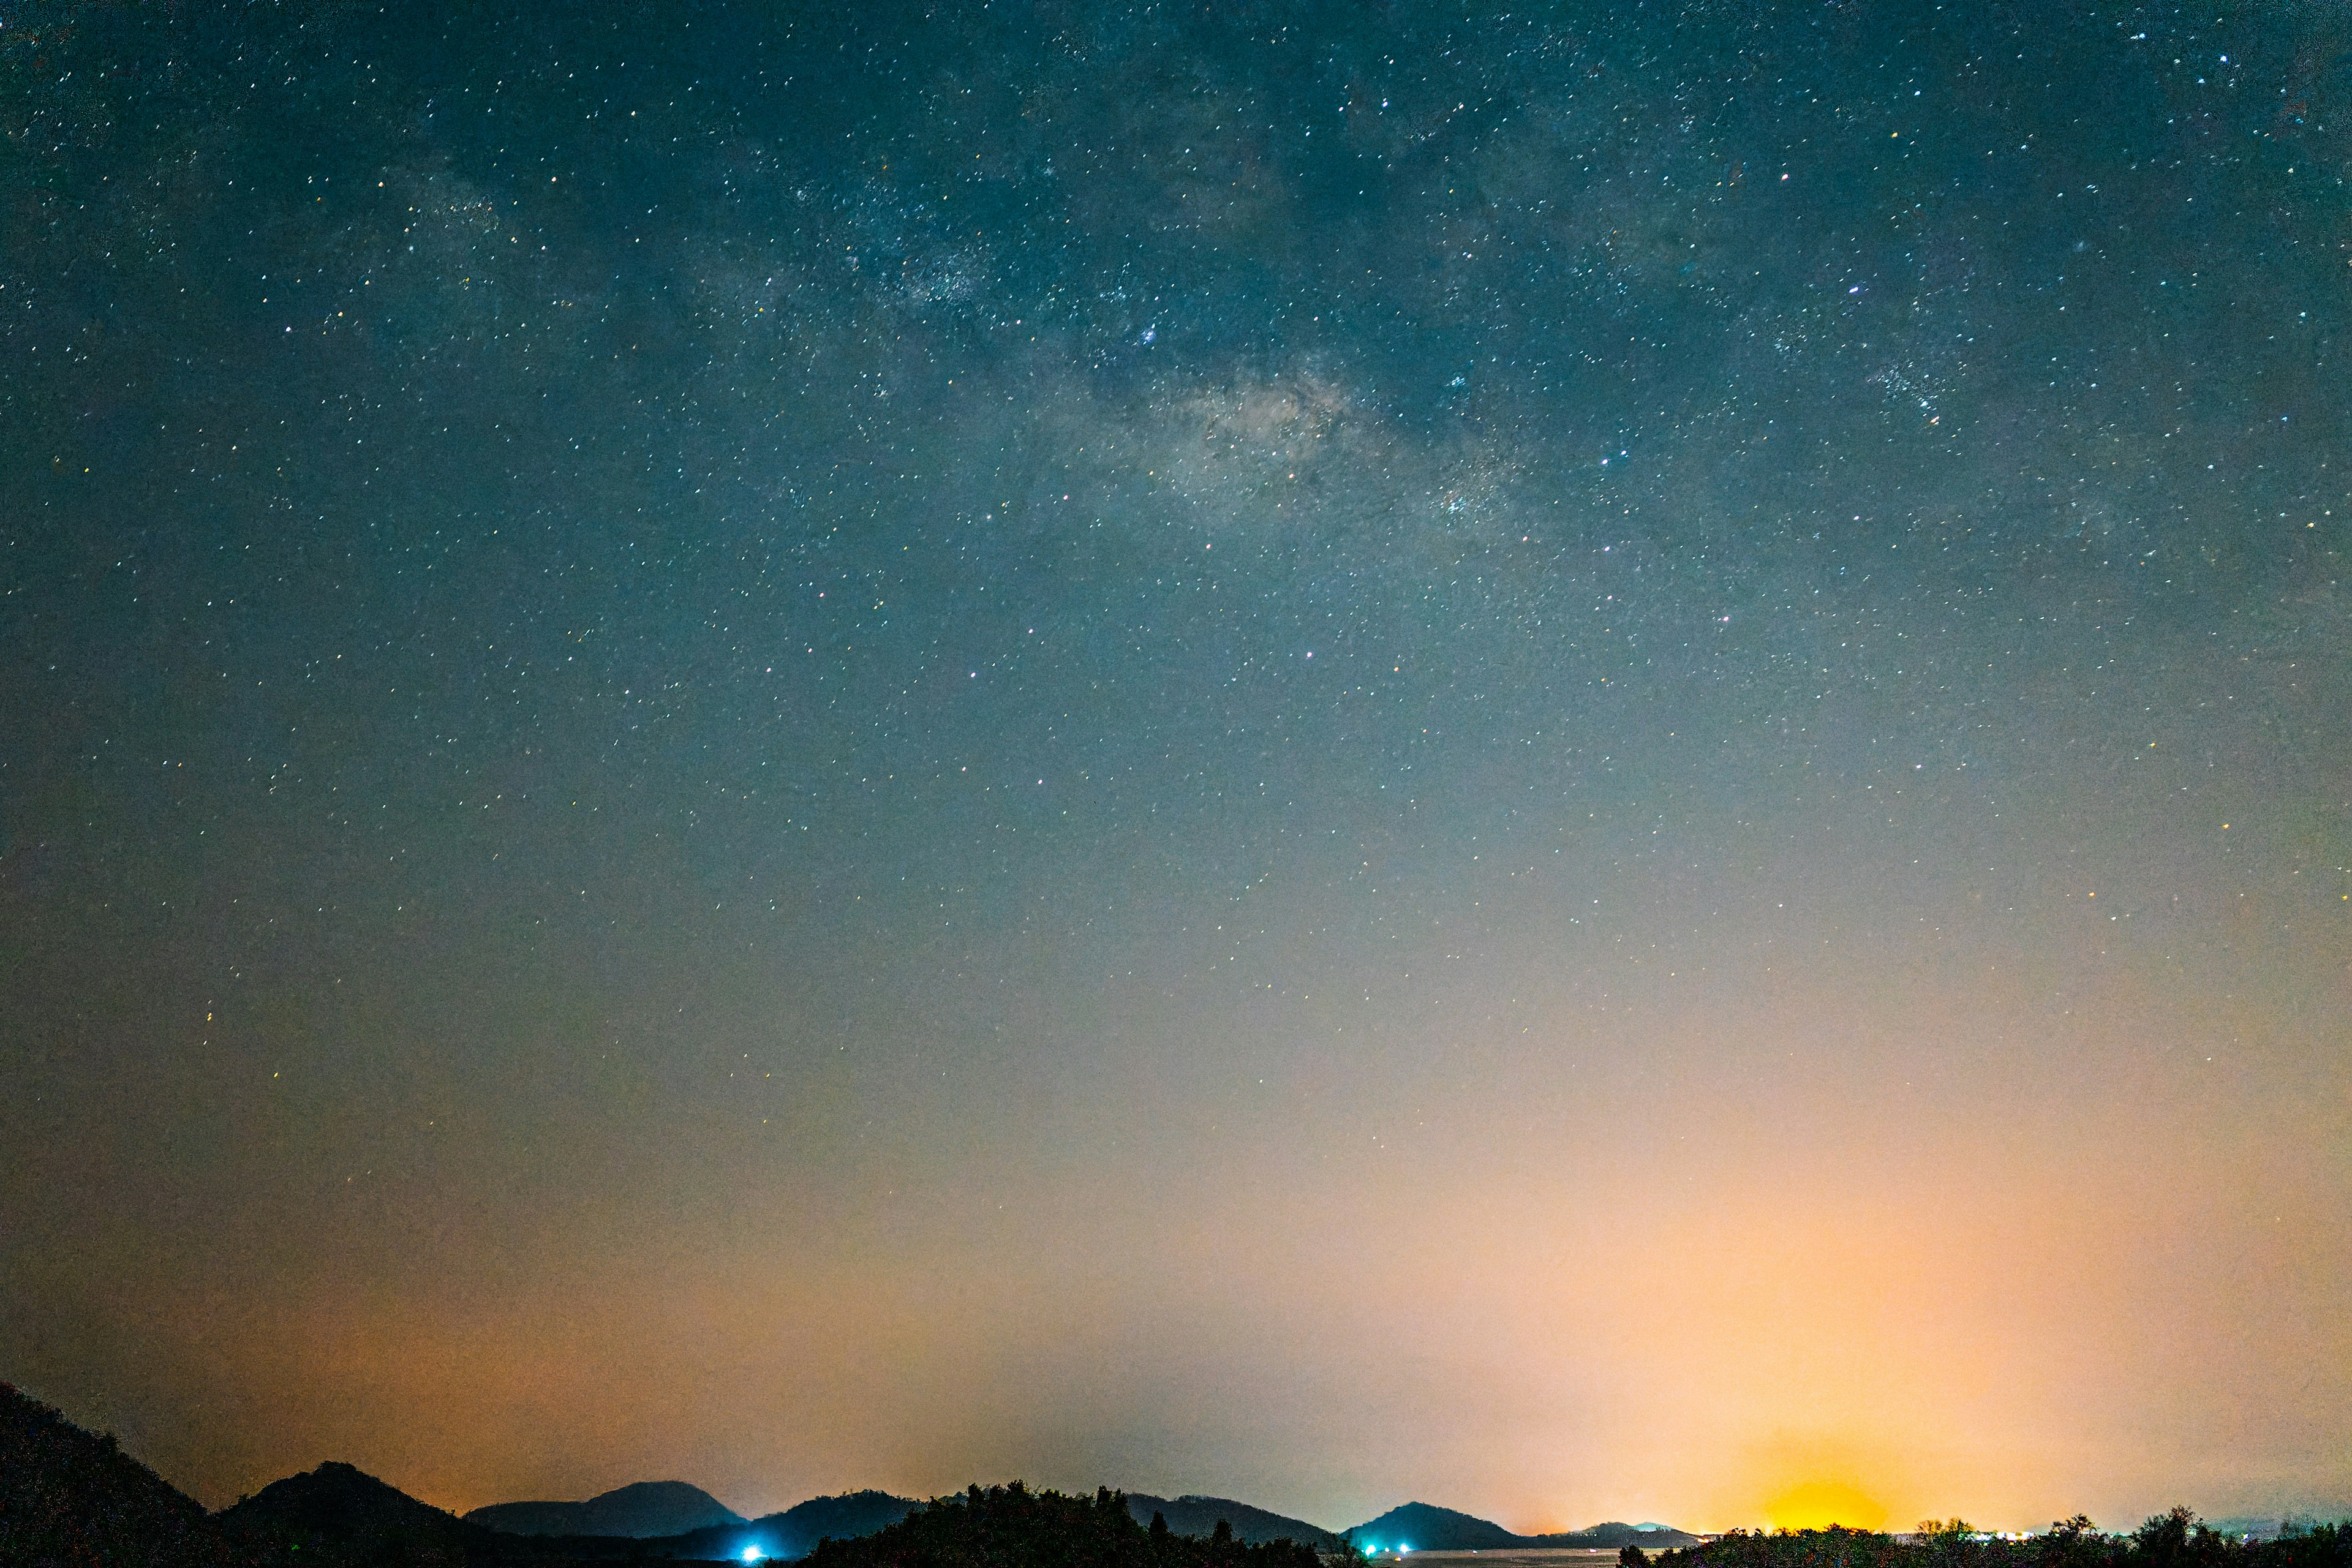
{"left": 1348, "top": 1503, "right": 1525, "bottom": 1551}
{"left": 0, "top": 1380, "right": 236, "bottom": 1567}
{"left": 467, "top": 1481, "right": 744, "bottom": 1538}
{"left": 1531, "top": 1523, "right": 1702, "bottom": 1548}
{"left": 7, "top": 1373, "right": 1697, "bottom": 1568}
{"left": 217, "top": 1459, "right": 497, "bottom": 1564}
{"left": 647, "top": 1490, "right": 921, "bottom": 1560}
{"left": 1125, "top": 1493, "right": 1343, "bottom": 1550}
{"left": 802, "top": 1485, "right": 1321, "bottom": 1568}
{"left": 1344, "top": 1503, "right": 1699, "bottom": 1553}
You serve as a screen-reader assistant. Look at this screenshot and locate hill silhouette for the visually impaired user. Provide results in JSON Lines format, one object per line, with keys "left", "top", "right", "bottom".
{"left": 800, "top": 1484, "right": 1322, "bottom": 1568}
{"left": 0, "top": 1381, "right": 237, "bottom": 1568}
{"left": 1348, "top": 1503, "right": 1523, "bottom": 1551}
{"left": 647, "top": 1490, "right": 922, "bottom": 1561}
{"left": 1535, "top": 1524, "right": 1703, "bottom": 1549}
{"left": 467, "top": 1482, "right": 744, "bottom": 1538}
{"left": 1343, "top": 1503, "right": 1700, "bottom": 1553}
{"left": 217, "top": 1460, "right": 499, "bottom": 1565}
{"left": 1126, "top": 1494, "right": 1343, "bottom": 1550}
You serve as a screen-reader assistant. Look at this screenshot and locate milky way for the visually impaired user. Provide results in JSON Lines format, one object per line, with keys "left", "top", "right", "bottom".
{"left": 3, "top": 0, "right": 2346, "bottom": 1536}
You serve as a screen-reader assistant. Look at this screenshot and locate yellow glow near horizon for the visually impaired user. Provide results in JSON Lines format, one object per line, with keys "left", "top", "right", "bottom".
{"left": 1765, "top": 1482, "right": 1891, "bottom": 1532}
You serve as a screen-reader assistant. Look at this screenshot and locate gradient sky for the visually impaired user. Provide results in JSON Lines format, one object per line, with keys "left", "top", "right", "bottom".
{"left": 2, "top": 0, "right": 2348, "bottom": 1539}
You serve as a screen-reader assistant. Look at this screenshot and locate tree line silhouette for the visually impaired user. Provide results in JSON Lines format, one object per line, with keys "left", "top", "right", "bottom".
{"left": 1623, "top": 1512, "right": 2350, "bottom": 1568}
{"left": 805, "top": 1483, "right": 1325, "bottom": 1568}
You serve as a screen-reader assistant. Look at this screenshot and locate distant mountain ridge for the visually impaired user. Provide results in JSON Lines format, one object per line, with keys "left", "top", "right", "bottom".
{"left": 642, "top": 1489, "right": 922, "bottom": 1560}
{"left": 799, "top": 1486, "right": 1322, "bottom": 1568}
{"left": 1534, "top": 1522, "right": 1704, "bottom": 1548}
{"left": 1346, "top": 1501, "right": 1699, "bottom": 1552}
{"left": 8, "top": 1371, "right": 1708, "bottom": 1568}
{"left": 1349, "top": 1502, "right": 1525, "bottom": 1551}
{"left": 1126, "top": 1493, "right": 1346, "bottom": 1550}
{"left": 466, "top": 1481, "right": 745, "bottom": 1538}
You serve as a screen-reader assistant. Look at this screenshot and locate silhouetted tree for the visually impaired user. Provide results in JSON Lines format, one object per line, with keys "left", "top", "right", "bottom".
{"left": 2133, "top": 1510, "right": 2203, "bottom": 1568}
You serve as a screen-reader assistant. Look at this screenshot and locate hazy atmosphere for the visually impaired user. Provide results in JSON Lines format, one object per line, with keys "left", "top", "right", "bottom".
{"left": 3, "top": 0, "right": 2348, "bottom": 1537}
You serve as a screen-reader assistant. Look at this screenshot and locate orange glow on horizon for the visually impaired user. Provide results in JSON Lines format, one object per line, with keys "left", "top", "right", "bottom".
{"left": 1764, "top": 1481, "right": 1891, "bottom": 1532}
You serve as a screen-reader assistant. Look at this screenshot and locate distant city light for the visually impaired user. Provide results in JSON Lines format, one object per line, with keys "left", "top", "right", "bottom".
{"left": 742, "top": 1549, "right": 764, "bottom": 1563}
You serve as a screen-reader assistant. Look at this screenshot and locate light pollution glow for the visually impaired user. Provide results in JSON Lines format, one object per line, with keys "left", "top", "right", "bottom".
{"left": 2, "top": 0, "right": 2348, "bottom": 1540}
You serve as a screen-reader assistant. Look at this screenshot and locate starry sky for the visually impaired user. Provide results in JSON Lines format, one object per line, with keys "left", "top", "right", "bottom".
{"left": 2, "top": 0, "right": 2348, "bottom": 1538}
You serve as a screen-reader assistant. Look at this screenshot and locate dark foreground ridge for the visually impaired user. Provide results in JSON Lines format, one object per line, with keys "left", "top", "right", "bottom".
{"left": 1, "top": 1379, "right": 233, "bottom": 1568}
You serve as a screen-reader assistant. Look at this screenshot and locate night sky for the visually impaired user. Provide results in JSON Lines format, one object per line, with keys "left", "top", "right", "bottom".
{"left": 3, "top": 0, "right": 2348, "bottom": 1538}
